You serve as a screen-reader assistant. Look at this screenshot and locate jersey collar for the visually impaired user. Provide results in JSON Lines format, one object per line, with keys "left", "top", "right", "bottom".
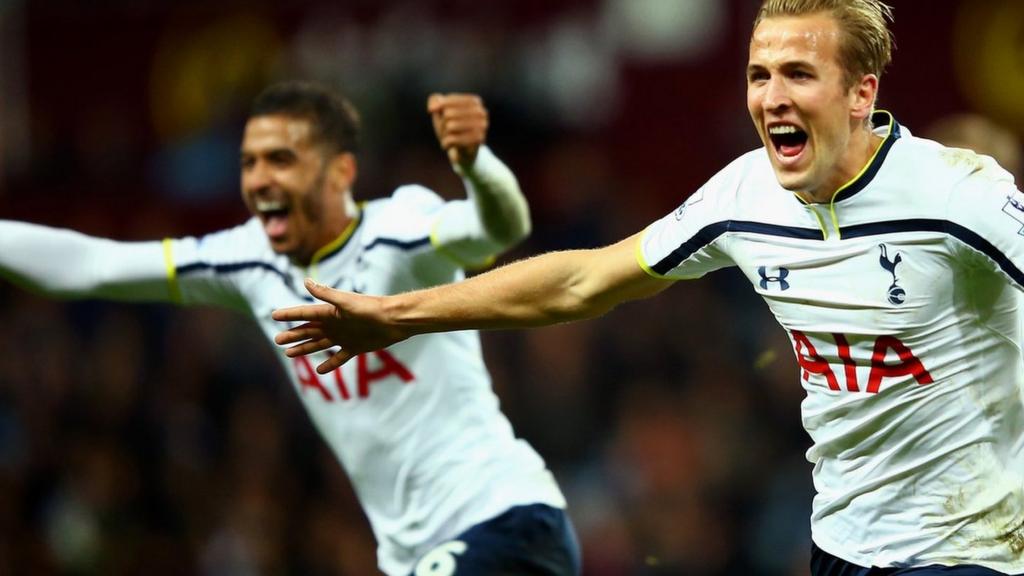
{"left": 309, "top": 207, "right": 363, "bottom": 272}
{"left": 830, "top": 110, "right": 901, "bottom": 203}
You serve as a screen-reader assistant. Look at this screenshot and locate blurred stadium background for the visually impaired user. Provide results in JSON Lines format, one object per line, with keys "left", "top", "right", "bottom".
{"left": 0, "top": 0, "right": 1021, "bottom": 574}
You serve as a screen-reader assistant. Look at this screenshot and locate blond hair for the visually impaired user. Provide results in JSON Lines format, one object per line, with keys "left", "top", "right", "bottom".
{"left": 754, "top": 0, "right": 895, "bottom": 88}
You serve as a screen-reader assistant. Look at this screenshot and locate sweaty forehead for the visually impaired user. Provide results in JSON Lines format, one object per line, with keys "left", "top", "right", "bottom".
{"left": 242, "top": 115, "right": 315, "bottom": 152}
{"left": 748, "top": 14, "right": 841, "bottom": 66}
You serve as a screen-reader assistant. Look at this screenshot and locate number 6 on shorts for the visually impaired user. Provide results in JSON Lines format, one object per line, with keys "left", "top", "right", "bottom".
{"left": 414, "top": 540, "right": 468, "bottom": 576}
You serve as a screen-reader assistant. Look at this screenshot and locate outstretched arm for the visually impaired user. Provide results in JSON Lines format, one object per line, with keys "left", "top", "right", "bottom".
{"left": 428, "top": 93, "right": 531, "bottom": 263}
{"left": 0, "top": 220, "right": 173, "bottom": 301}
{"left": 273, "top": 232, "right": 674, "bottom": 373}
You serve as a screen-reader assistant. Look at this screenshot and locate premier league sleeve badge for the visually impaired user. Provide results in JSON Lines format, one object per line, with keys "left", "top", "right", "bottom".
{"left": 1002, "top": 193, "right": 1024, "bottom": 236}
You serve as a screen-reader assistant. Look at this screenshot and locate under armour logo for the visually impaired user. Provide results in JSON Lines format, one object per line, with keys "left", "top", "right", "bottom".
{"left": 879, "top": 244, "right": 906, "bottom": 305}
{"left": 1003, "top": 195, "right": 1024, "bottom": 236}
{"left": 758, "top": 266, "right": 790, "bottom": 290}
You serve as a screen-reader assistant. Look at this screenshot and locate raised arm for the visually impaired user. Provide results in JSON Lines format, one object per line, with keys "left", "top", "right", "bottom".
{"left": 427, "top": 93, "right": 531, "bottom": 265}
{"left": 0, "top": 220, "right": 173, "bottom": 301}
{"left": 273, "top": 232, "right": 673, "bottom": 373}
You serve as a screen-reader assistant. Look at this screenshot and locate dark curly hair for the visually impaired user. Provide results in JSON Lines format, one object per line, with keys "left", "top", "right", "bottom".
{"left": 250, "top": 81, "right": 361, "bottom": 155}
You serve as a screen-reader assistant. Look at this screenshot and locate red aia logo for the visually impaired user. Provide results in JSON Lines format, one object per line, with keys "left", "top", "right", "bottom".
{"left": 291, "top": 350, "right": 414, "bottom": 402}
{"left": 791, "top": 330, "right": 933, "bottom": 393}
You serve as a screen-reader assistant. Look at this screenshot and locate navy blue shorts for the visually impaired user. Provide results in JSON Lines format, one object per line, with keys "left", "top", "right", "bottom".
{"left": 409, "top": 504, "right": 580, "bottom": 576}
{"left": 811, "top": 543, "right": 1021, "bottom": 576}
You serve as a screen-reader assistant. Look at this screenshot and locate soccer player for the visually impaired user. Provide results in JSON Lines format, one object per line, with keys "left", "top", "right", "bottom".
{"left": 274, "top": 2, "right": 1024, "bottom": 575}
{"left": 0, "top": 82, "right": 580, "bottom": 576}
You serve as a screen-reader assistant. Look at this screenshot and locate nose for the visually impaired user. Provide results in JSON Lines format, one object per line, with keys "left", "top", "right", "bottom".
{"left": 242, "top": 159, "right": 273, "bottom": 194}
{"left": 762, "top": 76, "right": 791, "bottom": 113}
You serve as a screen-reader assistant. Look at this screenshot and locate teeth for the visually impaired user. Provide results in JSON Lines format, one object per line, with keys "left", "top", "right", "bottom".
{"left": 769, "top": 125, "right": 799, "bottom": 135}
{"left": 256, "top": 200, "right": 287, "bottom": 213}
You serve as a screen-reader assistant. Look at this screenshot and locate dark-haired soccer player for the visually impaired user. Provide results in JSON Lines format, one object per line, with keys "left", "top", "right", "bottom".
{"left": 0, "top": 83, "right": 579, "bottom": 576}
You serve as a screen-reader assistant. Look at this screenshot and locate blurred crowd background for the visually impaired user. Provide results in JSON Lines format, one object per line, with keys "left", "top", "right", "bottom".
{"left": 0, "top": 0, "right": 1022, "bottom": 574}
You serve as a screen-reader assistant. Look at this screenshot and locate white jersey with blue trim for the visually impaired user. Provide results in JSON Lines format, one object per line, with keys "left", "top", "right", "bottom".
{"left": 638, "top": 112, "right": 1024, "bottom": 570}
{"left": 166, "top": 185, "right": 565, "bottom": 576}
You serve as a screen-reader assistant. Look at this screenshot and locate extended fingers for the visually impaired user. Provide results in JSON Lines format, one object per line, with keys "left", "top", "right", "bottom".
{"left": 274, "top": 322, "right": 324, "bottom": 345}
{"left": 284, "top": 337, "right": 335, "bottom": 358}
{"left": 316, "top": 350, "right": 355, "bottom": 374}
{"left": 272, "top": 303, "right": 335, "bottom": 322}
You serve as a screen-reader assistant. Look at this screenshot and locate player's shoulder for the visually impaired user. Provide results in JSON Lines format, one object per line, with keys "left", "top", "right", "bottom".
{"left": 895, "top": 132, "right": 1015, "bottom": 190}
{"left": 892, "top": 132, "right": 1021, "bottom": 229}
{"left": 168, "top": 217, "right": 290, "bottom": 285}
{"left": 733, "top": 147, "right": 776, "bottom": 186}
{"left": 689, "top": 148, "right": 772, "bottom": 204}
{"left": 657, "top": 147, "right": 784, "bottom": 226}
{"left": 642, "top": 148, "right": 779, "bottom": 233}
{"left": 694, "top": 147, "right": 787, "bottom": 219}
{"left": 385, "top": 184, "right": 446, "bottom": 212}
{"left": 187, "top": 217, "right": 277, "bottom": 261}
{"left": 359, "top": 185, "right": 445, "bottom": 246}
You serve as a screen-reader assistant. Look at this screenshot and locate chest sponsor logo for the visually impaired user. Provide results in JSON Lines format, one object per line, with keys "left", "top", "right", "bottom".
{"left": 1003, "top": 194, "right": 1024, "bottom": 236}
{"left": 758, "top": 266, "right": 790, "bottom": 291}
{"left": 791, "top": 331, "right": 933, "bottom": 394}
{"left": 878, "top": 244, "right": 906, "bottom": 305}
{"left": 290, "top": 350, "right": 415, "bottom": 403}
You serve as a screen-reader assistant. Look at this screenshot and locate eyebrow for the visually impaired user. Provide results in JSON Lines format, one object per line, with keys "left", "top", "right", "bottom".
{"left": 779, "top": 60, "right": 816, "bottom": 71}
{"left": 746, "top": 60, "right": 817, "bottom": 75}
{"left": 240, "top": 145, "right": 297, "bottom": 155}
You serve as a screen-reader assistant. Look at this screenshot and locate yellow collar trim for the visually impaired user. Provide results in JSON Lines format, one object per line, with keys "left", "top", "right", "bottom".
{"left": 309, "top": 208, "right": 362, "bottom": 275}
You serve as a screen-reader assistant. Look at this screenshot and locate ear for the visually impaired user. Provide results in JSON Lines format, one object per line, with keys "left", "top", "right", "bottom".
{"left": 327, "top": 152, "right": 358, "bottom": 191}
{"left": 849, "top": 74, "right": 879, "bottom": 122}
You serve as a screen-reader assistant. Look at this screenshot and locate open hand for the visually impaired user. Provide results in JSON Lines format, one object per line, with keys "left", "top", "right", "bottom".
{"left": 273, "top": 279, "right": 410, "bottom": 374}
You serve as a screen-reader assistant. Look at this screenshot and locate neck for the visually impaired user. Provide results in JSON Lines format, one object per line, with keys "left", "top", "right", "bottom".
{"left": 293, "top": 193, "right": 359, "bottom": 267}
{"left": 798, "top": 127, "right": 882, "bottom": 204}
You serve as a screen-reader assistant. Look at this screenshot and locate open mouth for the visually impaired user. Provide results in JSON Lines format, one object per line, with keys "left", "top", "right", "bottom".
{"left": 768, "top": 124, "right": 808, "bottom": 159}
{"left": 256, "top": 199, "right": 291, "bottom": 238}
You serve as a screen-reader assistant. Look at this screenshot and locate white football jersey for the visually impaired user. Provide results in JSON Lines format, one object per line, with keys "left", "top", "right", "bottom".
{"left": 165, "top": 185, "right": 565, "bottom": 575}
{"left": 638, "top": 112, "right": 1024, "bottom": 571}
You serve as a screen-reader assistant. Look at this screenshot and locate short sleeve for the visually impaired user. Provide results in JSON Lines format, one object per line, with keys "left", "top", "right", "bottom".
{"left": 165, "top": 219, "right": 276, "bottom": 312}
{"left": 371, "top": 185, "right": 501, "bottom": 270}
{"left": 946, "top": 157, "right": 1024, "bottom": 291}
{"left": 637, "top": 165, "right": 740, "bottom": 280}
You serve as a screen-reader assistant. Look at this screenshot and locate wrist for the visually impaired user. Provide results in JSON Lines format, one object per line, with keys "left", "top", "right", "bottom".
{"left": 380, "top": 291, "right": 428, "bottom": 337}
{"left": 453, "top": 145, "right": 494, "bottom": 179}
